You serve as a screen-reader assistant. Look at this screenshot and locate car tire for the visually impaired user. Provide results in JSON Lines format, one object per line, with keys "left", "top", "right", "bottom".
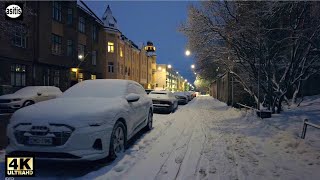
{"left": 109, "top": 121, "right": 126, "bottom": 160}
{"left": 23, "top": 100, "right": 34, "bottom": 107}
{"left": 144, "top": 110, "right": 153, "bottom": 131}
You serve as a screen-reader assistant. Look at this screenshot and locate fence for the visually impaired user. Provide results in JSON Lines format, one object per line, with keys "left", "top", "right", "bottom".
{"left": 301, "top": 119, "right": 320, "bottom": 139}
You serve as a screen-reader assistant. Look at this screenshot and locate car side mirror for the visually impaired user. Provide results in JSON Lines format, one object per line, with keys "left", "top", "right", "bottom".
{"left": 126, "top": 93, "right": 140, "bottom": 103}
{"left": 37, "top": 92, "right": 42, "bottom": 96}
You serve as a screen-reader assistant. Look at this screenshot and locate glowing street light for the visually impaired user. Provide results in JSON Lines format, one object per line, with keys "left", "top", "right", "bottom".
{"left": 168, "top": 64, "right": 172, "bottom": 69}
{"left": 176, "top": 72, "right": 179, "bottom": 74}
{"left": 191, "top": 64, "right": 195, "bottom": 69}
{"left": 78, "top": 54, "right": 83, "bottom": 60}
{"left": 185, "top": 50, "right": 191, "bottom": 56}
{"left": 185, "top": 79, "right": 187, "bottom": 82}
{"left": 194, "top": 72, "right": 197, "bottom": 75}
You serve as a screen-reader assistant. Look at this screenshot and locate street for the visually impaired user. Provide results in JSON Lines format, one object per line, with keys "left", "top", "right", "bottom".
{"left": 1, "top": 96, "right": 319, "bottom": 180}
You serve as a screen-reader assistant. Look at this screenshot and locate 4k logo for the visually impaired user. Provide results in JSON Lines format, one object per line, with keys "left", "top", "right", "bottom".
{"left": 5, "top": 156, "right": 35, "bottom": 177}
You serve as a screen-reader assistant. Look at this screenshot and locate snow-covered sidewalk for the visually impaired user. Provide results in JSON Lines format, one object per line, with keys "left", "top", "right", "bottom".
{"left": 1, "top": 96, "right": 319, "bottom": 180}
{"left": 81, "top": 96, "right": 320, "bottom": 180}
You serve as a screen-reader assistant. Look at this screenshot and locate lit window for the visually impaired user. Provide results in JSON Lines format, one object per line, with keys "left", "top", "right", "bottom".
{"left": 78, "top": 73, "right": 83, "bottom": 82}
{"left": 108, "top": 42, "right": 114, "bottom": 53}
{"left": 91, "top": 74, "right": 96, "bottom": 80}
{"left": 120, "top": 47, "right": 123, "bottom": 57}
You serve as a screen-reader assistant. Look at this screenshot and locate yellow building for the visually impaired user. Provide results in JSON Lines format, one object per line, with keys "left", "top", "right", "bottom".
{"left": 102, "top": 5, "right": 156, "bottom": 88}
{"left": 154, "top": 64, "right": 185, "bottom": 92}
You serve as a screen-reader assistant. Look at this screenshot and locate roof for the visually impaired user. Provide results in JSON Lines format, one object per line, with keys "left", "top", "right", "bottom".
{"left": 77, "top": 0, "right": 104, "bottom": 26}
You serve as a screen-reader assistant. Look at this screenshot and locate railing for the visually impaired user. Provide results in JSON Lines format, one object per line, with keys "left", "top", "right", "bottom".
{"left": 236, "top": 103, "right": 256, "bottom": 110}
{"left": 301, "top": 119, "right": 320, "bottom": 139}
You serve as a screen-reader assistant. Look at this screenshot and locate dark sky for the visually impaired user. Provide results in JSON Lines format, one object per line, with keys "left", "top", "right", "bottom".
{"left": 84, "top": 1, "right": 197, "bottom": 85}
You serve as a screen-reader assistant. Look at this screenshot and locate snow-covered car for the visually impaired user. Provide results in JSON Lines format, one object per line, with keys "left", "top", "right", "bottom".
{"left": 183, "top": 91, "right": 192, "bottom": 101}
{"left": 0, "top": 86, "right": 62, "bottom": 113}
{"left": 145, "top": 89, "right": 154, "bottom": 94}
{"left": 174, "top": 92, "right": 188, "bottom": 105}
{"left": 6, "top": 79, "right": 153, "bottom": 161}
{"left": 149, "top": 90, "right": 178, "bottom": 113}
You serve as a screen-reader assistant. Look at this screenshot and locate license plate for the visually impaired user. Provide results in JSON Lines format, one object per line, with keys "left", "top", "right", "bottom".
{"left": 28, "top": 137, "right": 53, "bottom": 145}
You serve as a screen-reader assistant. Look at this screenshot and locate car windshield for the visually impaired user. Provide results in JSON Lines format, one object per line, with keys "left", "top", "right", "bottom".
{"left": 61, "top": 80, "right": 126, "bottom": 98}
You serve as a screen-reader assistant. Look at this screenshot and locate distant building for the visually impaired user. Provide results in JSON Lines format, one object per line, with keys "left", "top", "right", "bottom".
{"left": 154, "top": 64, "right": 185, "bottom": 92}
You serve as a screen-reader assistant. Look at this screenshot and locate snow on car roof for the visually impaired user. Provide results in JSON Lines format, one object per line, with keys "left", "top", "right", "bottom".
{"left": 61, "top": 79, "right": 132, "bottom": 98}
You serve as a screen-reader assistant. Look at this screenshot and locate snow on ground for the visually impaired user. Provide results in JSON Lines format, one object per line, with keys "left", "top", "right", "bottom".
{"left": 0, "top": 95, "right": 319, "bottom": 180}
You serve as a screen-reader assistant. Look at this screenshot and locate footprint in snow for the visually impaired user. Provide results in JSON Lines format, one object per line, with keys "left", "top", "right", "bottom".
{"left": 175, "top": 154, "right": 184, "bottom": 164}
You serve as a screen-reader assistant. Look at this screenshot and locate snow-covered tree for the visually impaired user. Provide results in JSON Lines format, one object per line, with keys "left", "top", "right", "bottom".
{"left": 181, "top": 1, "right": 320, "bottom": 113}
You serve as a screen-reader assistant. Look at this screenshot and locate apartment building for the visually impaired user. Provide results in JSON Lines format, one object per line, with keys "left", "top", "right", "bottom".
{"left": 0, "top": 1, "right": 157, "bottom": 94}
{"left": 154, "top": 64, "right": 185, "bottom": 92}
{"left": 0, "top": 1, "right": 105, "bottom": 93}
{"left": 101, "top": 5, "right": 156, "bottom": 88}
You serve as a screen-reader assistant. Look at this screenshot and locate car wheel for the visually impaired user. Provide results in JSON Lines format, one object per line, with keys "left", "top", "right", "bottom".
{"left": 144, "top": 110, "right": 153, "bottom": 131}
{"left": 109, "top": 121, "right": 126, "bottom": 160}
{"left": 23, "top": 100, "right": 34, "bottom": 107}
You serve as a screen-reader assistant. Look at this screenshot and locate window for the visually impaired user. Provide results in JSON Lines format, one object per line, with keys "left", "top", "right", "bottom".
{"left": 52, "top": 1, "right": 62, "bottom": 22}
{"left": 78, "top": 73, "right": 83, "bottom": 82}
{"left": 120, "top": 47, "right": 123, "bottom": 57}
{"left": 67, "top": 8, "right": 73, "bottom": 25}
{"left": 78, "top": 44, "right": 85, "bottom": 57}
{"left": 67, "top": 40, "right": 73, "bottom": 56}
{"left": 44, "top": 69, "right": 51, "bottom": 86}
{"left": 92, "top": 51, "right": 97, "bottom": 65}
{"left": 108, "top": 62, "right": 114, "bottom": 73}
{"left": 92, "top": 25, "right": 98, "bottom": 41}
{"left": 108, "top": 42, "right": 114, "bottom": 53}
{"left": 53, "top": 70, "right": 60, "bottom": 87}
{"left": 91, "top": 74, "right": 96, "bottom": 80}
{"left": 79, "top": 16, "right": 85, "bottom": 33}
{"left": 11, "top": 64, "right": 26, "bottom": 86}
{"left": 51, "top": 34, "right": 62, "bottom": 55}
{"left": 12, "top": 25, "right": 27, "bottom": 48}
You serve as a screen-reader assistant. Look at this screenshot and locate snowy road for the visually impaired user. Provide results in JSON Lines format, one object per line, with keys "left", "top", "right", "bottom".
{"left": 1, "top": 96, "right": 319, "bottom": 180}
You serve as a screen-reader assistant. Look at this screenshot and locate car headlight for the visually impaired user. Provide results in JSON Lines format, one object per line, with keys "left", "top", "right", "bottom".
{"left": 11, "top": 98, "right": 22, "bottom": 102}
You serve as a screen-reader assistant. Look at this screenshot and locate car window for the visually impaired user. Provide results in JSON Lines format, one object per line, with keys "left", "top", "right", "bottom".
{"left": 127, "top": 83, "right": 141, "bottom": 95}
{"left": 134, "top": 84, "right": 147, "bottom": 95}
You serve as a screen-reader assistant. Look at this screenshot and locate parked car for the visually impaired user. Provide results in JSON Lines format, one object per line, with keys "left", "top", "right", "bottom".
{"left": 183, "top": 91, "right": 192, "bottom": 101}
{"left": 6, "top": 79, "right": 153, "bottom": 161}
{"left": 174, "top": 92, "right": 188, "bottom": 105}
{"left": 149, "top": 90, "right": 178, "bottom": 113}
{"left": 0, "top": 86, "right": 62, "bottom": 113}
{"left": 145, "top": 89, "right": 154, "bottom": 94}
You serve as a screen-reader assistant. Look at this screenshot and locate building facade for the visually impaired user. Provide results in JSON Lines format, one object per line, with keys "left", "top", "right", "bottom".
{"left": 0, "top": 1, "right": 157, "bottom": 94}
{"left": 154, "top": 64, "right": 185, "bottom": 92}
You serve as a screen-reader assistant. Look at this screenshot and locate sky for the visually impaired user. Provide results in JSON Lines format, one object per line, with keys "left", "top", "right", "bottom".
{"left": 85, "top": 1, "right": 197, "bottom": 85}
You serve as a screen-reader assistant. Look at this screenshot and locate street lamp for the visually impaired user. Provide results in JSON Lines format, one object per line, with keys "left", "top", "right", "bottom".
{"left": 168, "top": 64, "right": 172, "bottom": 69}
{"left": 194, "top": 72, "right": 197, "bottom": 75}
{"left": 185, "top": 79, "right": 187, "bottom": 82}
{"left": 185, "top": 50, "right": 191, "bottom": 56}
{"left": 78, "top": 54, "right": 83, "bottom": 60}
{"left": 191, "top": 64, "right": 195, "bottom": 69}
{"left": 176, "top": 71, "right": 179, "bottom": 74}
